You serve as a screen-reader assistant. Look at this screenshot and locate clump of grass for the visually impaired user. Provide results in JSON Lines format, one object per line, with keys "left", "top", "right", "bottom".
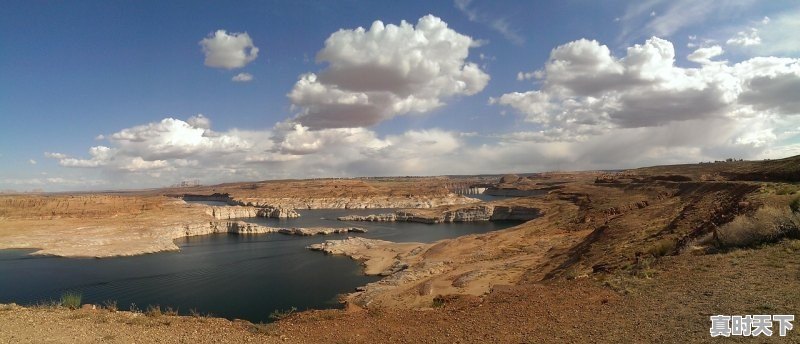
{"left": 102, "top": 300, "right": 117, "bottom": 312}
{"left": 710, "top": 205, "right": 800, "bottom": 249}
{"left": 630, "top": 256, "right": 657, "bottom": 279}
{"left": 268, "top": 306, "right": 297, "bottom": 321}
{"left": 145, "top": 304, "right": 162, "bottom": 317}
{"left": 60, "top": 292, "right": 82, "bottom": 309}
{"left": 32, "top": 300, "right": 60, "bottom": 310}
{"left": 775, "top": 185, "right": 799, "bottom": 195}
{"left": 646, "top": 238, "right": 676, "bottom": 257}
{"left": 790, "top": 197, "right": 800, "bottom": 214}
{"left": 163, "top": 306, "right": 178, "bottom": 316}
{"left": 129, "top": 303, "right": 141, "bottom": 313}
{"left": 785, "top": 240, "right": 800, "bottom": 252}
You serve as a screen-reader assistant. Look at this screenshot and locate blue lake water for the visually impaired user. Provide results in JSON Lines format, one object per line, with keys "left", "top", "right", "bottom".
{"left": 0, "top": 208, "right": 521, "bottom": 323}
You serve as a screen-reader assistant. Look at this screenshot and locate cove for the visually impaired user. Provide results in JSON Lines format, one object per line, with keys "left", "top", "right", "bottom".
{"left": 0, "top": 208, "right": 521, "bottom": 323}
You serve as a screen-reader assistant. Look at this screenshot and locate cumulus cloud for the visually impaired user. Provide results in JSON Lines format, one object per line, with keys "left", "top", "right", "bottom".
{"left": 45, "top": 116, "right": 255, "bottom": 176}
{"left": 199, "top": 30, "right": 259, "bottom": 69}
{"left": 288, "top": 15, "right": 489, "bottom": 129}
{"left": 232, "top": 73, "right": 254, "bottom": 82}
{"left": 492, "top": 36, "right": 800, "bottom": 159}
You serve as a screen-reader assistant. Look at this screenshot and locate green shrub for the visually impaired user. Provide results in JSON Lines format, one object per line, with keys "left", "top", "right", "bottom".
{"left": 60, "top": 292, "right": 82, "bottom": 309}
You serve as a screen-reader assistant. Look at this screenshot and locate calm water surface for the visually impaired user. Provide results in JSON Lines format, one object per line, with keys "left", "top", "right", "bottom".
{"left": 0, "top": 207, "right": 521, "bottom": 323}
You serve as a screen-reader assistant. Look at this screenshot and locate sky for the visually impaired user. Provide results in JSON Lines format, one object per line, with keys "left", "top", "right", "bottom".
{"left": 1, "top": 0, "right": 800, "bottom": 191}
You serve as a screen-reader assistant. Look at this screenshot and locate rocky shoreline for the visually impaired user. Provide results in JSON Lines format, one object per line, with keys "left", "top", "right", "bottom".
{"left": 199, "top": 194, "right": 479, "bottom": 210}
{"left": 337, "top": 204, "right": 540, "bottom": 223}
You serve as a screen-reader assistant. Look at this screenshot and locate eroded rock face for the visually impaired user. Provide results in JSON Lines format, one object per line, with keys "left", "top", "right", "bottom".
{"left": 205, "top": 206, "right": 259, "bottom": 219}
{"left": 181, "top": 221, "right": 365, "bottom": 237}
{"left": 338, "top": 204, "right": 538, "bottom": 223}
{"left": 229, "top": 194, "right": 478, "bottom": 209}
{"left": 205, "top": 206, "right": 299, "bottom": 219}
{"left": 277, "top": 227, "right": 366, "bottom": 236}
{"left": 257, "top": 206, "right": 300, "bottom": 218}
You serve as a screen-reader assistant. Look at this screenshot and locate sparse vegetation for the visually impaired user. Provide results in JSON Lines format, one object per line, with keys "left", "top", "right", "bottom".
{"left": 775, "top": 184, "right": 798, "bottom": 195}
{"left": 102, "top": 300, "right": 117, "bottom": 312}
{"left": 790, "top": 196, "right": 800, "bottom": 213}
{"left": 645, "top": 238, "right": 675, "bottom": 257}
{"left": 129, "top": 303, "right": 141, "bottom": 313}
{"left": 145, "top": 304, "right": 162, "bottom": 317}
{"left": 710, "top": 205, "right": 800, "bottom": 249}
{"left": 163, "top": 306, "right": 179, "bottom": 316}
{"left": 268, "top": 306, "right": 297, "bottom": 321}
{"left": 630, "top": 257, "right": 657, "bottom": 279}
{"left": 59, "top": 292, "right": 81, "bottom": 309}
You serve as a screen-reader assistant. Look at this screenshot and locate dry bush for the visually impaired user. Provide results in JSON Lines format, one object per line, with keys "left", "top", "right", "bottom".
{"left": 145, "top": 305, "right": 162, "bottom": 317}
{"left": 713, "top": 206, "right": 800, "bottom": 249}
{"left": 646, "top": 238, "right": 676, "bottom": 257}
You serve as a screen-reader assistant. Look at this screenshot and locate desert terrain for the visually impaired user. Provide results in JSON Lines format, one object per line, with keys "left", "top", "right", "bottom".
{"left": 0, "top": 156, "right": 799, "bottom": 343}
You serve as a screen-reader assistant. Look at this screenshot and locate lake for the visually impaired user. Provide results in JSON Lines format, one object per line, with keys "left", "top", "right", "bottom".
{"left": 0, "top": 208, "right": 521, "bottom": 323}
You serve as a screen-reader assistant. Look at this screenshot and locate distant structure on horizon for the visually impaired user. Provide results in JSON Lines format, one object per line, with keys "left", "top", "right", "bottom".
{"left": 171, "top": 179, "right": 201, "bottom": 188}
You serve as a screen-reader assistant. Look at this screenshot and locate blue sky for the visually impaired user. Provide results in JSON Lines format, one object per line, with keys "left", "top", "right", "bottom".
{"left": 1, "top": 0, "right": 799, "bottom": 191}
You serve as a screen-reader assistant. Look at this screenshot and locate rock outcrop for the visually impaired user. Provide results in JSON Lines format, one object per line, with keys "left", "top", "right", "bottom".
{"left": 229, "top": 194, "right": 478, "bottom": 210}
{"left": 338, "top": 204, "right": 539, "bottom": 223}
{"left": 277, "top": 227, "right": 366, "bottom": 236}
{"left": 205, "top": 206, "right": 299, "bottom": 219}
{"left": 180, "top": 221, "right": 366, "bottom": 238}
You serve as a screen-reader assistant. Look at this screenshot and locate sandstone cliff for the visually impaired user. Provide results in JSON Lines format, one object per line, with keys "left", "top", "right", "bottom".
{"left": 229, "top": 194, "right": 478, "bottom": 210}
{"left": 337, "top": 204, "right": 539, "bottom": 223}
{"left": 204, "top": 206, "right": 299, "bottom": 219}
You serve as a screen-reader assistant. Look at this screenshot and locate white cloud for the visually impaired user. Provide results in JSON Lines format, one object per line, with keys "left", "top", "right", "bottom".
{"left": 199, "top": 30, "right": 259, "bottom": 69}
{"left": 232, "top": 73, "right": 254, "bottom": 82}
{"left": 687, "top": 45, "right": 726, "bottom": 64}
{"left": 44, "top": 152, "right": 67, "bottom": 159}
{"left": 726, "top": 28, "right": 761, "bottom": 47}
{"left": 45, "top": 116, "right": 254, "bottom": 176}
{"left": 288, "top": 14, "right": 489, "bottom": 129}
{"left": 492, "top": 36, "right": 800, "bottom": 155}
{"left": 28, "top": 159, "right": 36, "bottom": 165}
{"left": 186, "top": 114, "right": 211, "bottom": 129}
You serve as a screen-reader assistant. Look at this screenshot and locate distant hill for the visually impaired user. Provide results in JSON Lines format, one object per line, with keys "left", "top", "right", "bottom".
{"left": 629, "top": 155, "right": 800, "bottom": 182}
